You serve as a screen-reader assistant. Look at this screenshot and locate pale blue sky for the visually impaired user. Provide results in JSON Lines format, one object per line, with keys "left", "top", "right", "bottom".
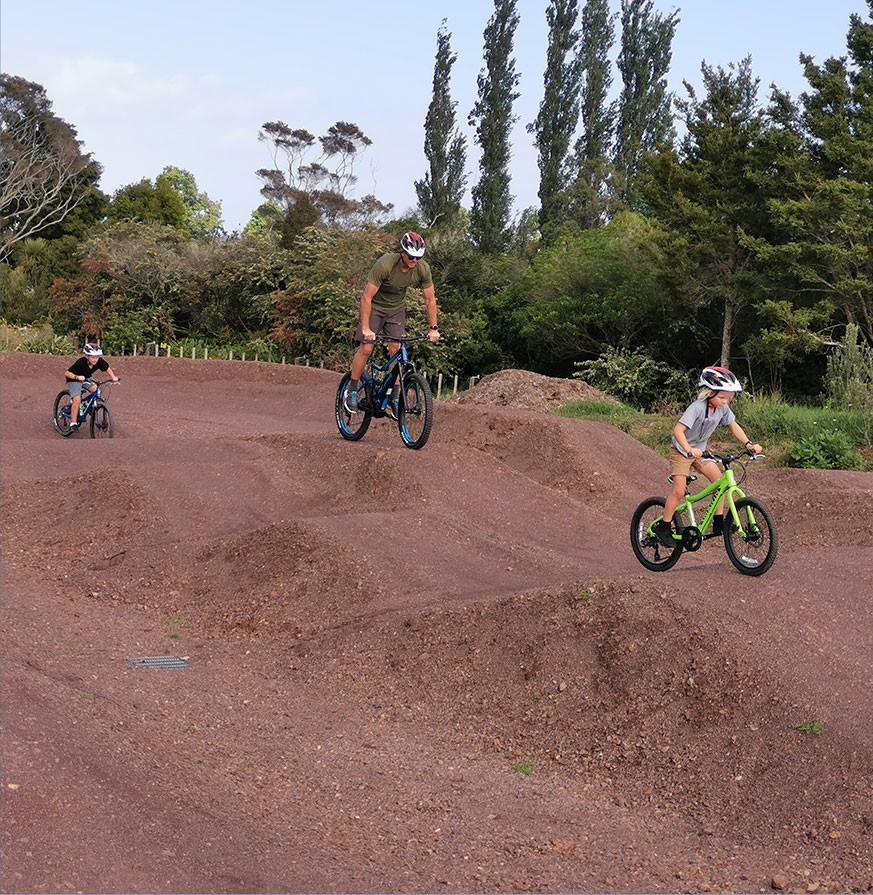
{"left": 1, "top": 1, "right": 864, "bottom": 232}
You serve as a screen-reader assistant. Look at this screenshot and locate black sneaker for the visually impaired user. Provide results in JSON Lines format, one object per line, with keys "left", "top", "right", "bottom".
{"left": 69, "top": 421, "right": 79, "bottom": 431}
{"left": 711, "top": 515, "right": 724, "bottom": 536}
{"left": 653, "top": 519, "right": 675, "bottom": 547}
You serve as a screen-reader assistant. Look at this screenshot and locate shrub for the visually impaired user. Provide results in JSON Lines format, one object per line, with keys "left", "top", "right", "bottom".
{"left": 574, "top": 346, "right": 689, "bottom": 411}
{"left": 788, "top": 429, "right": 863, "bottom": 470}
{"left": 824, "top": 324, "right": 873, "bottom": 441}
{"left": 16, "top": 334, "right": 75, "bottom": 355}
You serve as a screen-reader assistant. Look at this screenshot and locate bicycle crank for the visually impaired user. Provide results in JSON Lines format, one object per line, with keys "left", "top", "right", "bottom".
{"left": 681, "top": 526, "right": 703, "bottom": 551}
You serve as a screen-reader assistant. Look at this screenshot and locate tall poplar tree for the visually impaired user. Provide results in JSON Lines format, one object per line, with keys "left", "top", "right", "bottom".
{"left": 568, "top": 0, "right": 617, "bottom": 228}
{"left": 614, "top": 0, "right": 679, "bottom": 208}
{"left": 469, "top": 0, "right": 521, "bottom": 254}
{"left": 416, "top": 21, "right": 467, "bottom": 228}
{"left": 527, "top": 0, "right": 583, "bottom": 236}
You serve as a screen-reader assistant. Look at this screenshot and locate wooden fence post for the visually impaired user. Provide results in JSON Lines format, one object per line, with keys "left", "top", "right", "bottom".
{"left": 453, "top": 374, "right": 458, "bottom": 395}
{"left": 205, "top": 346, "right": 209, "bottom": 360}
{"left": 437, "top": 373, "right": 443, "bottom": 399}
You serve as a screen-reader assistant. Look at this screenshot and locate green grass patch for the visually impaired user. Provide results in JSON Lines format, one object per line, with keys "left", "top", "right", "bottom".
{"left": 794, "top": 719, "right": 822, "bottom": 736}
{"left": 554, "top": 394, "right": 872, "bottom": 469}
{"left": 512, "top": 760, "right": 534, "bottom": 775}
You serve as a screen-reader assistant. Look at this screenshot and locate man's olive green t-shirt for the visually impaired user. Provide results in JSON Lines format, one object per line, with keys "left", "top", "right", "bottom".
{"left": 367, "top": 253, "right": 433, "bottom": 310}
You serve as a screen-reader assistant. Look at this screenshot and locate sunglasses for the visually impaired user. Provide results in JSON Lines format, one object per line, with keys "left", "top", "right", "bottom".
{"left": 403, "top": 252, "right": 420, "bottom": 261}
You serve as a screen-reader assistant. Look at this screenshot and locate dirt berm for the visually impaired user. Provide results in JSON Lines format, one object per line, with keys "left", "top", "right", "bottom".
{"left": 2, "top": 353, "right": 872, "bottom": 894}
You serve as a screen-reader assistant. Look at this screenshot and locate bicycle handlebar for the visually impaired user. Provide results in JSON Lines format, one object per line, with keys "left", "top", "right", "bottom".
{"left": 702, "top": 448, "right": 764, "bottom": 464}
{"left": 364, "top": 334, "right": 435, "bottom": 345}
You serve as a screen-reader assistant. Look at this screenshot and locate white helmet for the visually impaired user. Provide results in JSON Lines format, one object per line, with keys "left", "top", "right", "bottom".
{"left": 699, "top": 365, "right": 742, "bottom": 392}
{"left": 400, "top": 231, "right": 426, "bottom": 259}
{"left": 83, "top": 342, "right": 103, "bottom": 357}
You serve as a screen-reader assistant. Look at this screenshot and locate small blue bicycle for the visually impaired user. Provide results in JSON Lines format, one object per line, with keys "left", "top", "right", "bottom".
{"left": 53, "top": 380, "right": 117, "bottom": 438}
{"left": 335, "top": 335, "right": 434, "bottom": 450}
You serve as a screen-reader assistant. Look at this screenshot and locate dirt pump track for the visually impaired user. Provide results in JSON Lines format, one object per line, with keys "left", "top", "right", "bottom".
{"left": 2, "top": 352, "right": 872, "bottom": 895}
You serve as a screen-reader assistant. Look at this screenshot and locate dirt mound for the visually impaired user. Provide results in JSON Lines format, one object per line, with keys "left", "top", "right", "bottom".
{"left": 452, "top": 367, "right": 615, "bottom": 412}
{"left": 3, "top": 350, "right": 873, "bottom": 895}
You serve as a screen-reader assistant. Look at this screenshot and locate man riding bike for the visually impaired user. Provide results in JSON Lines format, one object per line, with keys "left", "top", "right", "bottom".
{"left": 344, "top": 231, "right": 440, "bottom": 414}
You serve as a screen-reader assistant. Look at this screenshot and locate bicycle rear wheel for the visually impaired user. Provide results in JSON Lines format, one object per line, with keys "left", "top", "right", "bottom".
{"left": 630, "top": 497, "right": 683, "bottom": 571}
{"left": 724, "top": 497, "right": 777, "bottom": 575}
{"left": 398, "top": 372, "right": 433, "bottom": 449}
{"left": 53, "top": 389, "right": 74, "bottom": 436}
{"left": 90, "top": 402, "right": 114, "bottom": 438}
{"left": 335, "top": 373, "right": 372, "bottom": 441}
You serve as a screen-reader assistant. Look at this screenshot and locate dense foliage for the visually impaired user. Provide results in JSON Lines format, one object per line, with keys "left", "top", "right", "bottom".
{"left": 2, "top": 2, "right": 872, "bottom": 435}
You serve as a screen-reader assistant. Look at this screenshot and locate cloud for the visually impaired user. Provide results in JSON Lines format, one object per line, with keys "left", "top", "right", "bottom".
{"left": 53, "top": 56, "right": 192, "bottom": 107}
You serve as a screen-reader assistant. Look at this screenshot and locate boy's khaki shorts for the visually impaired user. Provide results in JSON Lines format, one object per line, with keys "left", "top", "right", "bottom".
{"left": 669, "top": 446, "right": 707, "bottom": 478}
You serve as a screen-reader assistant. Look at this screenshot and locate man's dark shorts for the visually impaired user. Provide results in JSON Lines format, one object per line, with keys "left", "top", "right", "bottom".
{"left": 355, "top": 305, "right": 405, "bottom": 343}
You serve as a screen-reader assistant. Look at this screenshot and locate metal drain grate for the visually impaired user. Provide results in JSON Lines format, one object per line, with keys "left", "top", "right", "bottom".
{"left": 128, "top": 655, "right": 189, "bottom": 669}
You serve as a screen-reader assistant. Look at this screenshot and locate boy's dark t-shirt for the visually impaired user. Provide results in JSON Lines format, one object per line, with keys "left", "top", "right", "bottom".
{"left": 67, "top": 357, "right": 109, "bottom": 378}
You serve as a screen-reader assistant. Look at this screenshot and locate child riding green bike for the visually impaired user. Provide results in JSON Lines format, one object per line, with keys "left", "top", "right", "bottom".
{"left": 631, "top": 365, "right": 777, "bottom": 576}
{"left": 655, "top": 366, "right": 762, "bottom": 546}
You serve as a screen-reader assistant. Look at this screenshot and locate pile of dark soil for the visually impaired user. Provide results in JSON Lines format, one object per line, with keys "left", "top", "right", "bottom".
{"left": 451, "top": 368, "right": 616, "bottom": 413}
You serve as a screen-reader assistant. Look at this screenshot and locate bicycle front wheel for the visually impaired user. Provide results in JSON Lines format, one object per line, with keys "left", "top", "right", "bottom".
{"left": 53, "top": 389, "right": 74, "bottom": 436}
{"left": 724, "top": 497, "right": 778, "bottom": 576}
{"left": 335, "top": 373, "right": 372, "bottom": 441}
{"left": 398, "top": 372, "right": 433, "bottom": 449}
{"left": 630, "top": 497, "right": 683, "bottom": 571}
{"left": 90, "top": 402, "right": 114, "bottom": 438}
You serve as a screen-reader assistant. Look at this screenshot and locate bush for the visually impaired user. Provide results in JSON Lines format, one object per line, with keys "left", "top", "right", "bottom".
{"left": 788, "top": 429, "right": 863, "bottom": 470}
{"left": 574, "top": 346, "right": 690, "bottom": 411}
{"left": 16, "top": 333, "right": 75, "bottom": 355}
{"left": 824, "top": 324, "right": 873, "bottom": 441}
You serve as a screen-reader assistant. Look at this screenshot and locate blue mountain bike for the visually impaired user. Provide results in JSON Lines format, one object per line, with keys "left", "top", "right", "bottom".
{"left": 335, "top": 335, "right": 434, "bottom": 450}
{"left": 53, "top": 380, "right": 117, "bottom": 438}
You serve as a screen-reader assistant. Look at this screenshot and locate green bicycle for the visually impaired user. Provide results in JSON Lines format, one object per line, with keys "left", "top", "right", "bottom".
{"left": 631, "top": 448, "right": 778, "bottom": 576}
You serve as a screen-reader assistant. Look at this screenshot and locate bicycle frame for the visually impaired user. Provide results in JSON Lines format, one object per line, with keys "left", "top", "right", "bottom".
{"left": 361, "top": 338, "right": 418, "bottom": 416}
{"left": 672, "top": 456, "right": 758, "bottom": 537}
{"left": 62, "top": 383, "right": 106, "bottom": 421}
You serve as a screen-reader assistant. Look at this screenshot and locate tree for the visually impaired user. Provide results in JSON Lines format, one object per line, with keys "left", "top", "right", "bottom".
{"left": 416, "top": 21, "right": 467, "bottom": 228}
{"left": 468, "top": 0, "right": 521, "bottom": 254}
{"left": 0, "top": 74, "right": 100, "bottom": 261}
{"left": 743, "top": 3, "right": 873, "bottom": 345}
{"left": 493, "top": 212, "right": 672, "bottom": 374}
{"left": 256, "top": 120, "right": 383, "bottom": 243}
{"left": 527, "top": 0, "right": 583, "bottom": 237}
{"left": 567, "top": 0, "right": 617, "bottom": 229}
{"left": 160, "top": 166, "right": 224, "bottom": 239}
{"left": 108, "top": 175, "right": 189, "bottom": 231}
{"left": 613, "top": 0, "right": 679, "bottom": 208}
{"left": 640, "top": 58, "right": 769, "bottom": 367}
{"left": 50, "top": 221, "right": 192, "bottom": 343}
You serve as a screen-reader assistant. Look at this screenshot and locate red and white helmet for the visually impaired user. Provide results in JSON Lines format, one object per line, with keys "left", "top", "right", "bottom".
{"left": 400, "top": 231, "right": 426, "bottom": 259}
{"left": 83, "top": 342, "right": 103, "bottom": 357}
{"left": 699, "top": 365, "right": 742, "bottom": 392}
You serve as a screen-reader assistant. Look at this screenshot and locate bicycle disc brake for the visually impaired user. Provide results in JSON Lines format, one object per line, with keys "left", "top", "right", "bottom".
{"left": 681, "top": 526, "right": 703, "bottom": 551}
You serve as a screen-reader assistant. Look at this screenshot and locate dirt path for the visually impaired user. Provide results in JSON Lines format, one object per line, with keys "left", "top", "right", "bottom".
{"left": 2, "top": 353, "right": 872, "bottom": 894}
